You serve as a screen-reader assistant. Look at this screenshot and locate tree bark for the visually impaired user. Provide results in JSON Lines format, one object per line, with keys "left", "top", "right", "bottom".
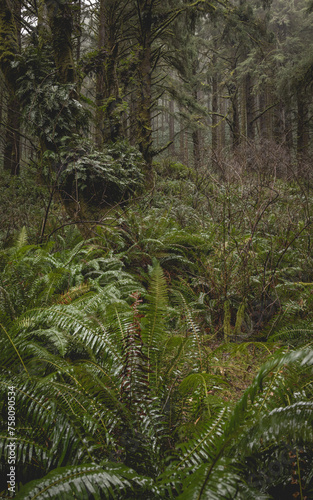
{"left": 192, "top": 128, "right": 201, "bottom": 170}
{"left": 46, "top": 0, "right": 76, "bottom": 85}
{"left": 229, "top": 85, "right": 240, "bottom": 149}
{"left": 296, "top": 89, "right": 309, "bottom": 167}
{"left": 211, "top": 71, "right": 218, "bottom": 152}
{"left": 135, "top": 0, "right": 153, "bottom": 177}
{"left": 169, "top": 98, "right": 175, "bottom": 155}
{"left": 0, "top": 0, "right": 21, "bottom": 175}
{"left": 95, "top": 0, "right": 106, "bottom": 148}
{"left": 3, "top": 96, "right": 20, "bottom": 175}
{"left": 246, "top": 74, "right": 254, "bottom": 141}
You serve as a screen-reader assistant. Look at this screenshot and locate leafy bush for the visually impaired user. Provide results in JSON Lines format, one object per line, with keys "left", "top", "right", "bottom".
{"left": 59, "top": 139, "right": 144, "bottom": 206}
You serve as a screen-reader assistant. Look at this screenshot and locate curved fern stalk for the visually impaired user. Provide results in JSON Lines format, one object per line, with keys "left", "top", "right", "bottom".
{"left": 175, "top": 460, "right": 272, "bottom": 500}
{"left": 154, "top": 410, "right": 230, "bottom": 499}
{"left": 269, "top": 325, "right": 313, "bottom": 346}
{"left": 0, "top": 374, "right": 109, "bottom": 468}
{"left": 174, "top": 407, "right": 230, "bottom": 471}
{"left": 0, "top": 382, "right": 57, "bottom": 470}
{"left": 62, "top": 239, "right": 93, "bottom": 267}
{"left": 0, "top": 362, "right": 125, "bottom": 484}
{"left": 0, "top": 323, "right": 30, "bottom": 377}
{"left": 14, "top": 463, "right": 146, "bottom": 500}
{"left": 0, "top": 387, "right": 84, "bottom": 478}
{"left": 239, "top": 401, "right": 313, "bottom": 455}
{"left": 26, "top": 304, "right": 122, "bottom": 360}
{"left": 35, "top": 356, "right": 123, "bottom": 426}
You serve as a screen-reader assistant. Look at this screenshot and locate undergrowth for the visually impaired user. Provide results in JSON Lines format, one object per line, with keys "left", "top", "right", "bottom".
{"left": 1, "top": 159, "right": 313, "bottom": 498}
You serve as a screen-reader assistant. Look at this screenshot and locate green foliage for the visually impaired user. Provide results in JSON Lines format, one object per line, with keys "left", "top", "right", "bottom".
{"left": 0, "top": 167, "right": 48, "bottom": 247}
{"left": 59, "top": 139, "right": 144, "bottom": 206}
{"left": 1, "top": 225, "right": 313, "bottom": 498}
{"left": 2, "top": 0, "right": 313, "bottom": 497}
{"left": 15, "top": 463, "right": 149, "bottom": 500}
{"left": 16, "top": 45, "right": 88, "bottom": 148}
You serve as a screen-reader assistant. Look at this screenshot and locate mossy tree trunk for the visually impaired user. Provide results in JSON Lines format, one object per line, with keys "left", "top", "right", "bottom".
{"left": 135, "top": 0, "right": 154, "bottom": 178}
{"left": 95, "top": 0, "right": 106, "bottom": 149}
{"left": 44, "top": 0, "right": 96, "bottom": 234}
{"left": 46, "top": 0, "right": 76, "bottom": 85}
{"left": 95, "top": 0, "right": 122, "bottom": 148}
{"left": 0, "top": 0, "right": 21, "bottom": 175}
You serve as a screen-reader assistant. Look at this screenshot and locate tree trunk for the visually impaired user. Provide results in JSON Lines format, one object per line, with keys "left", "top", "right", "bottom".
{"left": 211, "top": 72, "right": 218, "bottom": 152}
{"left": 230, "top": 86, "right": 240, "bottom": 149}
{"left": 219, "top": 97, "right": 226, "bottom": 149}
{"left": 246, "top": 74, "right": 254, "bottom": 141}
{"left": 129, "top": 91, "right": 137, "bottom": 146}
{"left": 179, "top": 104, "right": 185, "bottom": 162}
{"left": 285, "top": 97, "right": 293, "bottom": 152}
{"left": 0, "top": 0, "right": 21, "bottom": 175}
{"left": 169, "top": 98, "right": 175, "bottom": 155}
{"left": 135, "top": 1, "right": 153, "bottom": 177}
{"left": 192, "top": 129, "right": 201, "bottom": 170}
{"left": 258, "top": 92, "right": 267, "bottom": 140}
{"left": 297, "top": 89, "right": 309, "bottom": 168}
{"left": 265, "top": 84, "right": 274, "bottom": 140}
{"left": 47, "top": 0, "right": 76, "bottom": 85}
{"left": 273, "top": 100, "right": 284, "bottom": 144}
{"left": 95, "top": 0, "right": 106, "bottom": 148}
{"left": 3, "top": 95, "right": 20, "bottom": 175}
{"left": 185, "top": 131, "right": 189, "bottom": 165}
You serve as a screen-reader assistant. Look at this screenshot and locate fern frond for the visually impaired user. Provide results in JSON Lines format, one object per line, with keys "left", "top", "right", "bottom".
{"left": 176, "top": 460, "right": 271, "bottom": 500}
{"left": 14, "top": 463, "right": 139, "bottom": 499}
{"left": 240, "top": 401, "right": 313, "bottom": 455}
{"left": 178, "top": 373, "right": 229, "bottom": 398}
{"left": 140, "top": 263, "right": 169, "bottom": 388}
{"left": 173, "top": 408, "right": 229, "bottom": 470}
{"left": 16, "top": 226, "right": 28, "bottom": 248}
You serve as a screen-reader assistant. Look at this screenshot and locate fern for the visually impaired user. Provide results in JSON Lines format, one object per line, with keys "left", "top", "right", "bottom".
{"left": 144, "top": 348, "right": 313, "bottom": 498}
{"left": 140, "top": 263, "right": 169, "bottom": 390}
{"left": 14, "top": 463, "right": 144, "bottom": 500}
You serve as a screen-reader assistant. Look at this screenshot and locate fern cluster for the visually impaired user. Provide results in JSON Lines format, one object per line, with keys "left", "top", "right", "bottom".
{"left": 1, "top": 233, "right": 313, "bottom": 498}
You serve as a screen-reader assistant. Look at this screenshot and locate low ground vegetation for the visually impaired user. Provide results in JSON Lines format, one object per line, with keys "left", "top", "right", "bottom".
{"left": 1, "top": 156, "right": 313, "bottom": 499}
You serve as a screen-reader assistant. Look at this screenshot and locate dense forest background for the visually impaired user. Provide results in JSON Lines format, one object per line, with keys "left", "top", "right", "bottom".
{"left": 1, "top": 0, "right": 313, "bottom": 499}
